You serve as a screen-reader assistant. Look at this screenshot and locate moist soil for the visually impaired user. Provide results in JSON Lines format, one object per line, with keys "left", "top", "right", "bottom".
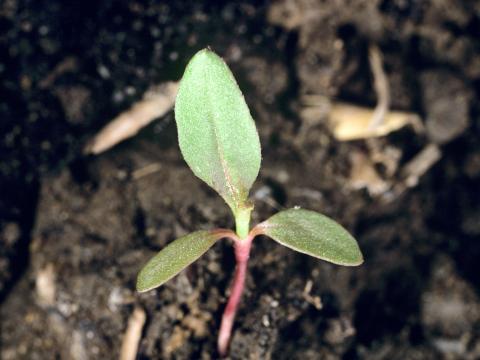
{"left": 1, "top": 1, "right": 480, "bottom": 359}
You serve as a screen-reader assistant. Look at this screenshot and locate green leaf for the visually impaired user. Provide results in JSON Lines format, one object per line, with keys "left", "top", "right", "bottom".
{"left": 259, "top": 208, "right": 363, "bottom": 266}
{"left": 137, "top": 230, "right": 224, "bottom": 292}
{"left": 175, "top": 49, "right": 261, "bottom": 214}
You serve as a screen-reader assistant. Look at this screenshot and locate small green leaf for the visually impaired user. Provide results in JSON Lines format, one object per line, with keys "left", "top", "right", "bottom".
{"left": 259, "top": 208, "right": 363, "bottom": 266}
{"left": 175, "top": 49, "right": 261, "bottom": 214}
{"left": 137, "top": 230, "right": 224, "bottom": 292}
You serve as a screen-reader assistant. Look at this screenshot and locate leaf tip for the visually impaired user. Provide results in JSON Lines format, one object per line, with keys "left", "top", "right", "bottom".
{"left": 135, "top": 273, "right": 153, "bottom": 293}
{"left": 347, "top": 253, "right": 364, "bottom": 267}
{"left": 136, "top": 264, "right": 166, "bottom": 293}
{"left": 338, "top": 242, "right": 364, "bottom": 266}
{"left": 190, "top": 47, "right": 222, "bottom": 67}
{"left": 347, "top": 240, "right": 364, "bottom": 266}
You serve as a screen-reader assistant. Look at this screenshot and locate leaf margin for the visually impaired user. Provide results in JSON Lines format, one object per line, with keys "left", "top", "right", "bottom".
{"left": 174, "top": 48, "right": 261, "bottom": 213}
{"left": 136, "top": 229, "right": 231, "bottom": 292}
{"left": 256, "top": 208, "right": 364, "bottom": 266}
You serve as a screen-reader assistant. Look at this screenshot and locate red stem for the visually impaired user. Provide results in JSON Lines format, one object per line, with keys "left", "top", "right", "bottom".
{"left": 217, "top": 235, "right": 253, "bottom": 356}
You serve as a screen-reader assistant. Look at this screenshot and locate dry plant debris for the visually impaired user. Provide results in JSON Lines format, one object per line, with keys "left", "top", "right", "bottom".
{"left": 84, "top": 81, "right": 179, "bottom": 155}
{"left": 119, "top": 307, "right": 146, "bottom": 360}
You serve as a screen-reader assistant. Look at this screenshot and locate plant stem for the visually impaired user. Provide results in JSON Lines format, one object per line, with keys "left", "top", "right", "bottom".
{"left": 235, "top": 206, "right": 252, "bottom": 240}
{"left": 217, "top": 235, "right": 253, "bottom": 356}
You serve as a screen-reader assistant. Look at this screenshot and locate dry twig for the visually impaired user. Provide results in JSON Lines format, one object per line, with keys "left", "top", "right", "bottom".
{"left": 368, "top": 44, "right": 390, "bottom": 129}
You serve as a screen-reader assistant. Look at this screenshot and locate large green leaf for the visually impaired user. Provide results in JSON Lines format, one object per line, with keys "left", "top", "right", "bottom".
{"left": 259, "top": 208, "right": 363, "bottom": 266}
{"left": 174, "top": 49, "right": 261, "bottom": 214}
{"left": 137, "top": 230, "right": 225, "bottom": 292}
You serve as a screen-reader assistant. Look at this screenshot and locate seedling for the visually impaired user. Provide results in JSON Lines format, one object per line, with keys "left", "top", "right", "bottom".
{"left": 136, "top": 48, "right": 363, "bottom": 356}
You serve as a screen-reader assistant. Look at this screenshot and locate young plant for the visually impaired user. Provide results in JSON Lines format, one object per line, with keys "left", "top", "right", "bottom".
{"left": 136, "top": 48, "right": 363, "bottom": 356}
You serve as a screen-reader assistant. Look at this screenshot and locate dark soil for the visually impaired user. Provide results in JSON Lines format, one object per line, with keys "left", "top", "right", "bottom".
{"left": 1, "top": 1, "right": 480, "bottom": 359}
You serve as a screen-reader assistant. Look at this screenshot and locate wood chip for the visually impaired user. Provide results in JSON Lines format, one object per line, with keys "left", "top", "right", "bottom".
{"left": 349, "top": 151, "right": 389, "bottom": 196}
{"left": 36, "top": 263, "right": 56, "bottom": 306}
{"left": 302, "top": 279, "right": 323, "bottom": 310}
{"left": 301, "top": 44, "right": 423, "bottom": 141}
{"left": 368, "top": 44, "right": 390, "bottom": 130}
{"left": 401, "top": 143, "right": 442, "bottom": 188}
{"left": 329, "top": 102, "right": 423, "bottom": 141}
{"left": 119, "top": 306, "right": 147, "bottom": 360}
{"left": 84, "top": 81, "right": 178, "bottom": 155}
{"left": 132, "top": 162, "right": 163, "bottom": 180}
{"left": 39, "top": 57, "right": 78, "bottom": 89}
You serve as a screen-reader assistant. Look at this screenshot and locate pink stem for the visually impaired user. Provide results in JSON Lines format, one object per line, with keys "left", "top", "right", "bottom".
{"left": 217, "top": 235, "right": 253, "bottom": 356}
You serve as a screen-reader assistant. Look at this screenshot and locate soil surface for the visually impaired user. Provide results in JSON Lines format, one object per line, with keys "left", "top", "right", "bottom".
{"left": 1, "top": 1, "right": 480, "bottom": 359}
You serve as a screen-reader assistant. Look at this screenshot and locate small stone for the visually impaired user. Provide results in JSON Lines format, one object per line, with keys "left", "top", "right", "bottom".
{"left": 2, "top": 222, "right": 20, "bottom": 247}
{"left": 421, "top": 71, "right": 471, "bottom": 144}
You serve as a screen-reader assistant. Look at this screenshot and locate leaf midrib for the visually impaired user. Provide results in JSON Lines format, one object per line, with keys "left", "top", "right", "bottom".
{"left": 203, "top": 63, "right": 240, "bottom": 209}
